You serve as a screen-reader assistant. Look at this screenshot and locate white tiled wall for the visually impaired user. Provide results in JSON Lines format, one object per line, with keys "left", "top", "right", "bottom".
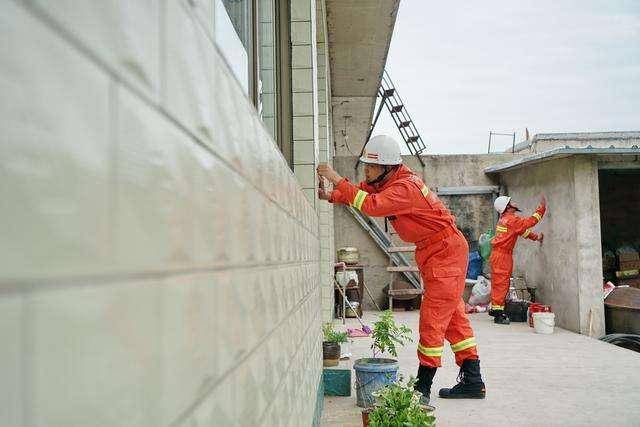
{"left": 0, "top": 1, "right": 322, "bottom": 425}
{"left": 291, "top": 0, "right": 319, "bottom": 207}
{"left": 316, "top": 0, "right": 335, "bottom": 322}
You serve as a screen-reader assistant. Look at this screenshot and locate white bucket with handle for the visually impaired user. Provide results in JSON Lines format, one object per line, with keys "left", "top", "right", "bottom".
{"left": 533, "top": 312, "right": 555, "bottom": 334}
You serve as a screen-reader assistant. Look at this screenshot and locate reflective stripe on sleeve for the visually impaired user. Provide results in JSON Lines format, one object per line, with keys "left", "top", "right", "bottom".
{"left": 522, "top": 229, "right": 531, "bottom": 238}
{"left": 421, "top": 185, "right": 429, "bottom": 198}
{"left": 351, "top": 190, "right": 368, "bottom": 210}
{"left": 496, "top": 225, "right": 508, "bottom": 233}
{"left": 532, "top": 212, "right": 542, "bottom": 221}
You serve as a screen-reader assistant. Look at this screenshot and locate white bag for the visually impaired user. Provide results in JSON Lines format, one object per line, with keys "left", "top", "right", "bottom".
{"left": 468, "top": 275, "right": 491, "bottom": 305}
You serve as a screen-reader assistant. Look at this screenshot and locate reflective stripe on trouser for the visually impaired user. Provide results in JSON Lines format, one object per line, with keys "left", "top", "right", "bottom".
{"left": 416, "top": 231, "right": 479, "bottom": 367}
{"left": 489, "top": 250, "right": 513, "bottom": 309}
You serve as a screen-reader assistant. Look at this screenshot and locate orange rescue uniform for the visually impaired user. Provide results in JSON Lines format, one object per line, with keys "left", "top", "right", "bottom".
{"left": 489, "top": 204, "right": 546, "bottom": 311}
{"left": 330, "top": 165, "right": 478, "bottom": 367}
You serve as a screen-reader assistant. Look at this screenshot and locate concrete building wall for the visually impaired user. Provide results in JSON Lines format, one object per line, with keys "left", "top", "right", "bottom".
{"left": 500, "top": 157, "right": 605, "bottom": 336}
{"left": 0, "top": 1, "right": 322, "bottom": 425}
{"left": 332, "top": 153, "right": 521, "bottom": 309}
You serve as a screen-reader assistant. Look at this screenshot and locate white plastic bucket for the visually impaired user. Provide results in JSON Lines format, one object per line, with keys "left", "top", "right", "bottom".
{"left": 533, "top": 312, "right": 555, "bottom": 334}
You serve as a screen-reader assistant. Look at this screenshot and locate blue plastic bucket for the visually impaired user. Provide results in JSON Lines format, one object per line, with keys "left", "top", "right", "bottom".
{"left": 353, "top": 358, "right": 399, "bottom": 407}
{"left": 467, "top": 251, "right": 483, "bottom": 280}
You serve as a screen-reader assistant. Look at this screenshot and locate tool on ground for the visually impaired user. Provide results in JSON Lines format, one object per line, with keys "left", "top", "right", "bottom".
{"left": 334, "top": 262, "right": 372, "bottom": 335}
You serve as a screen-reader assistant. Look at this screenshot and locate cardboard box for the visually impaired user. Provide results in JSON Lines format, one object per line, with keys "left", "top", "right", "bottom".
{"left": 617, "top": 248, "right": 640, "bottom": 263}
{"left": 620, "top": 260, "right": 640, "bottom": 270}
{"left": 616, "top": 269, "right": 640, "bottom": 279}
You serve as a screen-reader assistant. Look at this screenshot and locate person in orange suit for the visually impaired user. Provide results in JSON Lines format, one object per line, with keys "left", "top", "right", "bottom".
{"left": 317, "top": 135, "right": 485, "bottom": 406}
{"left": 489, "top": 195, "right": 546, "bottom": 325}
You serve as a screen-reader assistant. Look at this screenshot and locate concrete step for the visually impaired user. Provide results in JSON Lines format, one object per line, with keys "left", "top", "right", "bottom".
{"left": 387, "top": 266, "right": 419, "bottom": 272}
{"left": 387, "top": 246, "right": 416, "bottom": 253}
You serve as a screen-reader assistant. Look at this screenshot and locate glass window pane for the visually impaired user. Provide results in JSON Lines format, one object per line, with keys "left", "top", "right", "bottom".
{"left": 215, "top": 0, "right": 253, "bottom": 94}
{"left": 258, "top": 0, "right": 278, "bottom": 143}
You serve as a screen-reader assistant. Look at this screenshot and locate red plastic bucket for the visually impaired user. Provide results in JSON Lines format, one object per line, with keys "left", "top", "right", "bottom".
{"left": 528, "top": 303, "right": 551, "bottom": 327}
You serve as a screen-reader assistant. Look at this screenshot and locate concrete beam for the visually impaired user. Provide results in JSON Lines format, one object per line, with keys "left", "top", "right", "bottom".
{"left": 326, "top": 0, "right": 399, "bottom": 157}
{"left": 325, "top": 0, "right": 399, "bottom": 97}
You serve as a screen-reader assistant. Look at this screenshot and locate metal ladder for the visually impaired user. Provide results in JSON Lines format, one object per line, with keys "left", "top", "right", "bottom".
{"left": 347, "top": 207, "right": 422, "bottom": 290}
{"left": 360, "top": 70, "right": 428, "bottom": 168}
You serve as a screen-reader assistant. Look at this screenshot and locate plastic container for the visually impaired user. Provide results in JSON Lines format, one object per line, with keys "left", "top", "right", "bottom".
{"left": 478, "top": 231, "right": 494, "bottom": 260}
{"left": 533, "top": 312, "right": 555, "bottom": 334}
{"left": 528, "top": 303, "right": 551, "bottom": 327}
{"left": 353, "top": 358, "right": 399, "bottom": 408}
{"left": 467, "top": 251, "right": 483, "bottom": 280}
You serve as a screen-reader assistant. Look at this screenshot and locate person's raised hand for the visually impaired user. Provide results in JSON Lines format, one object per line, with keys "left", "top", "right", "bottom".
{"left": 316, "top": 163, "right": 342, "bottom": 184}
{"left": 318, "top": 177, "right": 331, "bottom": 200}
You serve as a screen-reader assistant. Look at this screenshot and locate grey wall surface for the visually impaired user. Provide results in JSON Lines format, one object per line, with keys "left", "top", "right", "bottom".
{"left": 0, "top": 1, "right": 322, "bottom": 425}
{"left": 332, "top": 153, "right": 521, "bottom": 309}
{"left": 500, "top": 157, "right": 605, "bottom": 335}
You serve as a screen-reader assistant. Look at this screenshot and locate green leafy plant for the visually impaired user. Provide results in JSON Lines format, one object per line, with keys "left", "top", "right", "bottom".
{"left": 369, "top": 377, "right": 435, "bottom": 427}
{"left": 371, "top": 310, "right": 412, "bottom": 357}
{"left": 322, "top": 323, "right": 348, "bottom": 344}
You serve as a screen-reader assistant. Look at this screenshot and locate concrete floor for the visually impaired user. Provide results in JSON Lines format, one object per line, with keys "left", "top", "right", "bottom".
{"left": 321, "top": 310, "right": 640, "bottom": 426}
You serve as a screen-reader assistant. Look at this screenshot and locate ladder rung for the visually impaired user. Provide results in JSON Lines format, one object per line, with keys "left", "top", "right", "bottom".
{"left": 383, "top": 89, "right": 395, "bottom": 97}
{"left": 388, "top": 288, "right": 423, "bottom": 297}
{"left": 407, "top": 136, "right": 419, "bottom": 143}
{"left": 387, "top": 246, "right": 416, "bottom": 253}
{"left": 399, "top": 121, "right": 411, "bottom": 128}
{"left": 387, "top": 266, "right": 419, "bottom": 272}
{"left": 391, "top": 105, "right": 404, "bottom": 113}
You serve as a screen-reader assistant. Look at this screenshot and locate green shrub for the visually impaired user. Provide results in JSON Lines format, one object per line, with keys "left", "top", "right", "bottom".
{"left": 371, "top": 310, "right": 412, "bottom": 357}
{"left": 369, "top": 377, "right": 435, "bottom": 427}
{"left": 322, "top": 323, "right": 348, "bottom": 343}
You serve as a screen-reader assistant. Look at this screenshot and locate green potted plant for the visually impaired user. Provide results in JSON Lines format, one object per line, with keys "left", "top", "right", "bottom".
{"left": 354, "top": 310, "right": 412, "bottom": 407}
{"left": 323, "top": 323, "right": 348, "bottom": 367}
{"left": 362, "top": 377, "right": 436, "bottom": 427}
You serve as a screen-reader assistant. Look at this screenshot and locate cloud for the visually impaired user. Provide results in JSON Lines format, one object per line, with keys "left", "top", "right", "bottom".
{"left": 376, "top": 0, "right": 640, "bottom": 154}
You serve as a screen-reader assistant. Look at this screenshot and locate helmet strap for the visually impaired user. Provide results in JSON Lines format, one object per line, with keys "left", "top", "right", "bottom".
{"left": 367, "top": 165, "right": 398, "bottom": 185}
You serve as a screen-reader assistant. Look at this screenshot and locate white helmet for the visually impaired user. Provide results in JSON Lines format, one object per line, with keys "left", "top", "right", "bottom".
{"left": 360, "top": 135, "right": 402, "bottom": 165}
{"left": 494, "top": 196, "right": 512, "bottom": 214}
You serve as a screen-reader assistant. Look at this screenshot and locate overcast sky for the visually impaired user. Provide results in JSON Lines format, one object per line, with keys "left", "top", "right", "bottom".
{"left": 374, "top": 0, "right": 640, "bottom": 154}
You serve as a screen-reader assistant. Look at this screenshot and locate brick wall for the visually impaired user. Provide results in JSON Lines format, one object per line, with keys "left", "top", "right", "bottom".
{"left": 0, "top": 1, "right": 322, "bottom": 425}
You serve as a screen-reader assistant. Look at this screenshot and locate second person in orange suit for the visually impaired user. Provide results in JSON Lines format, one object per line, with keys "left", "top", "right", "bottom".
{"left": 316, "top": 135, "right": 485, "bottom": 406}
{"left": 489, "top": 195, "right": 546, "bottom": 325}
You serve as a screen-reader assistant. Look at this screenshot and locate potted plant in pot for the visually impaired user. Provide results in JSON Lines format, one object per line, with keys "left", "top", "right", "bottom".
{"left": 353, "top": 310, "right": 412, "bottom": 407}
{"left": 323, "top": 323, "right": 348, "bottom": 367}
{"left": 362, "top": 377, "right": 436, "bottom": 427}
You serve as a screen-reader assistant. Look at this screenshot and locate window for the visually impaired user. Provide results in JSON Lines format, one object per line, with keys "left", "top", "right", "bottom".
{"left": 258, "top": 0, "right": 277, "bottom": 141}
{"left": 215, "top": 0, "right": 292, "bottom": 167}
{"left": 215, "top": 0, "right": 253, "bottom": 95}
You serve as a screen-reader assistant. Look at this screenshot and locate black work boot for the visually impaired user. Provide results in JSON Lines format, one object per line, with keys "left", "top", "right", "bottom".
{"left": 414, "top": 365, "right": 437, "bottom": 406}
{"left": 439, "top": 359, "right": 486, "bottom": 399}
{"left": 494, "top": 311, "right": 510, "bottom": 325}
